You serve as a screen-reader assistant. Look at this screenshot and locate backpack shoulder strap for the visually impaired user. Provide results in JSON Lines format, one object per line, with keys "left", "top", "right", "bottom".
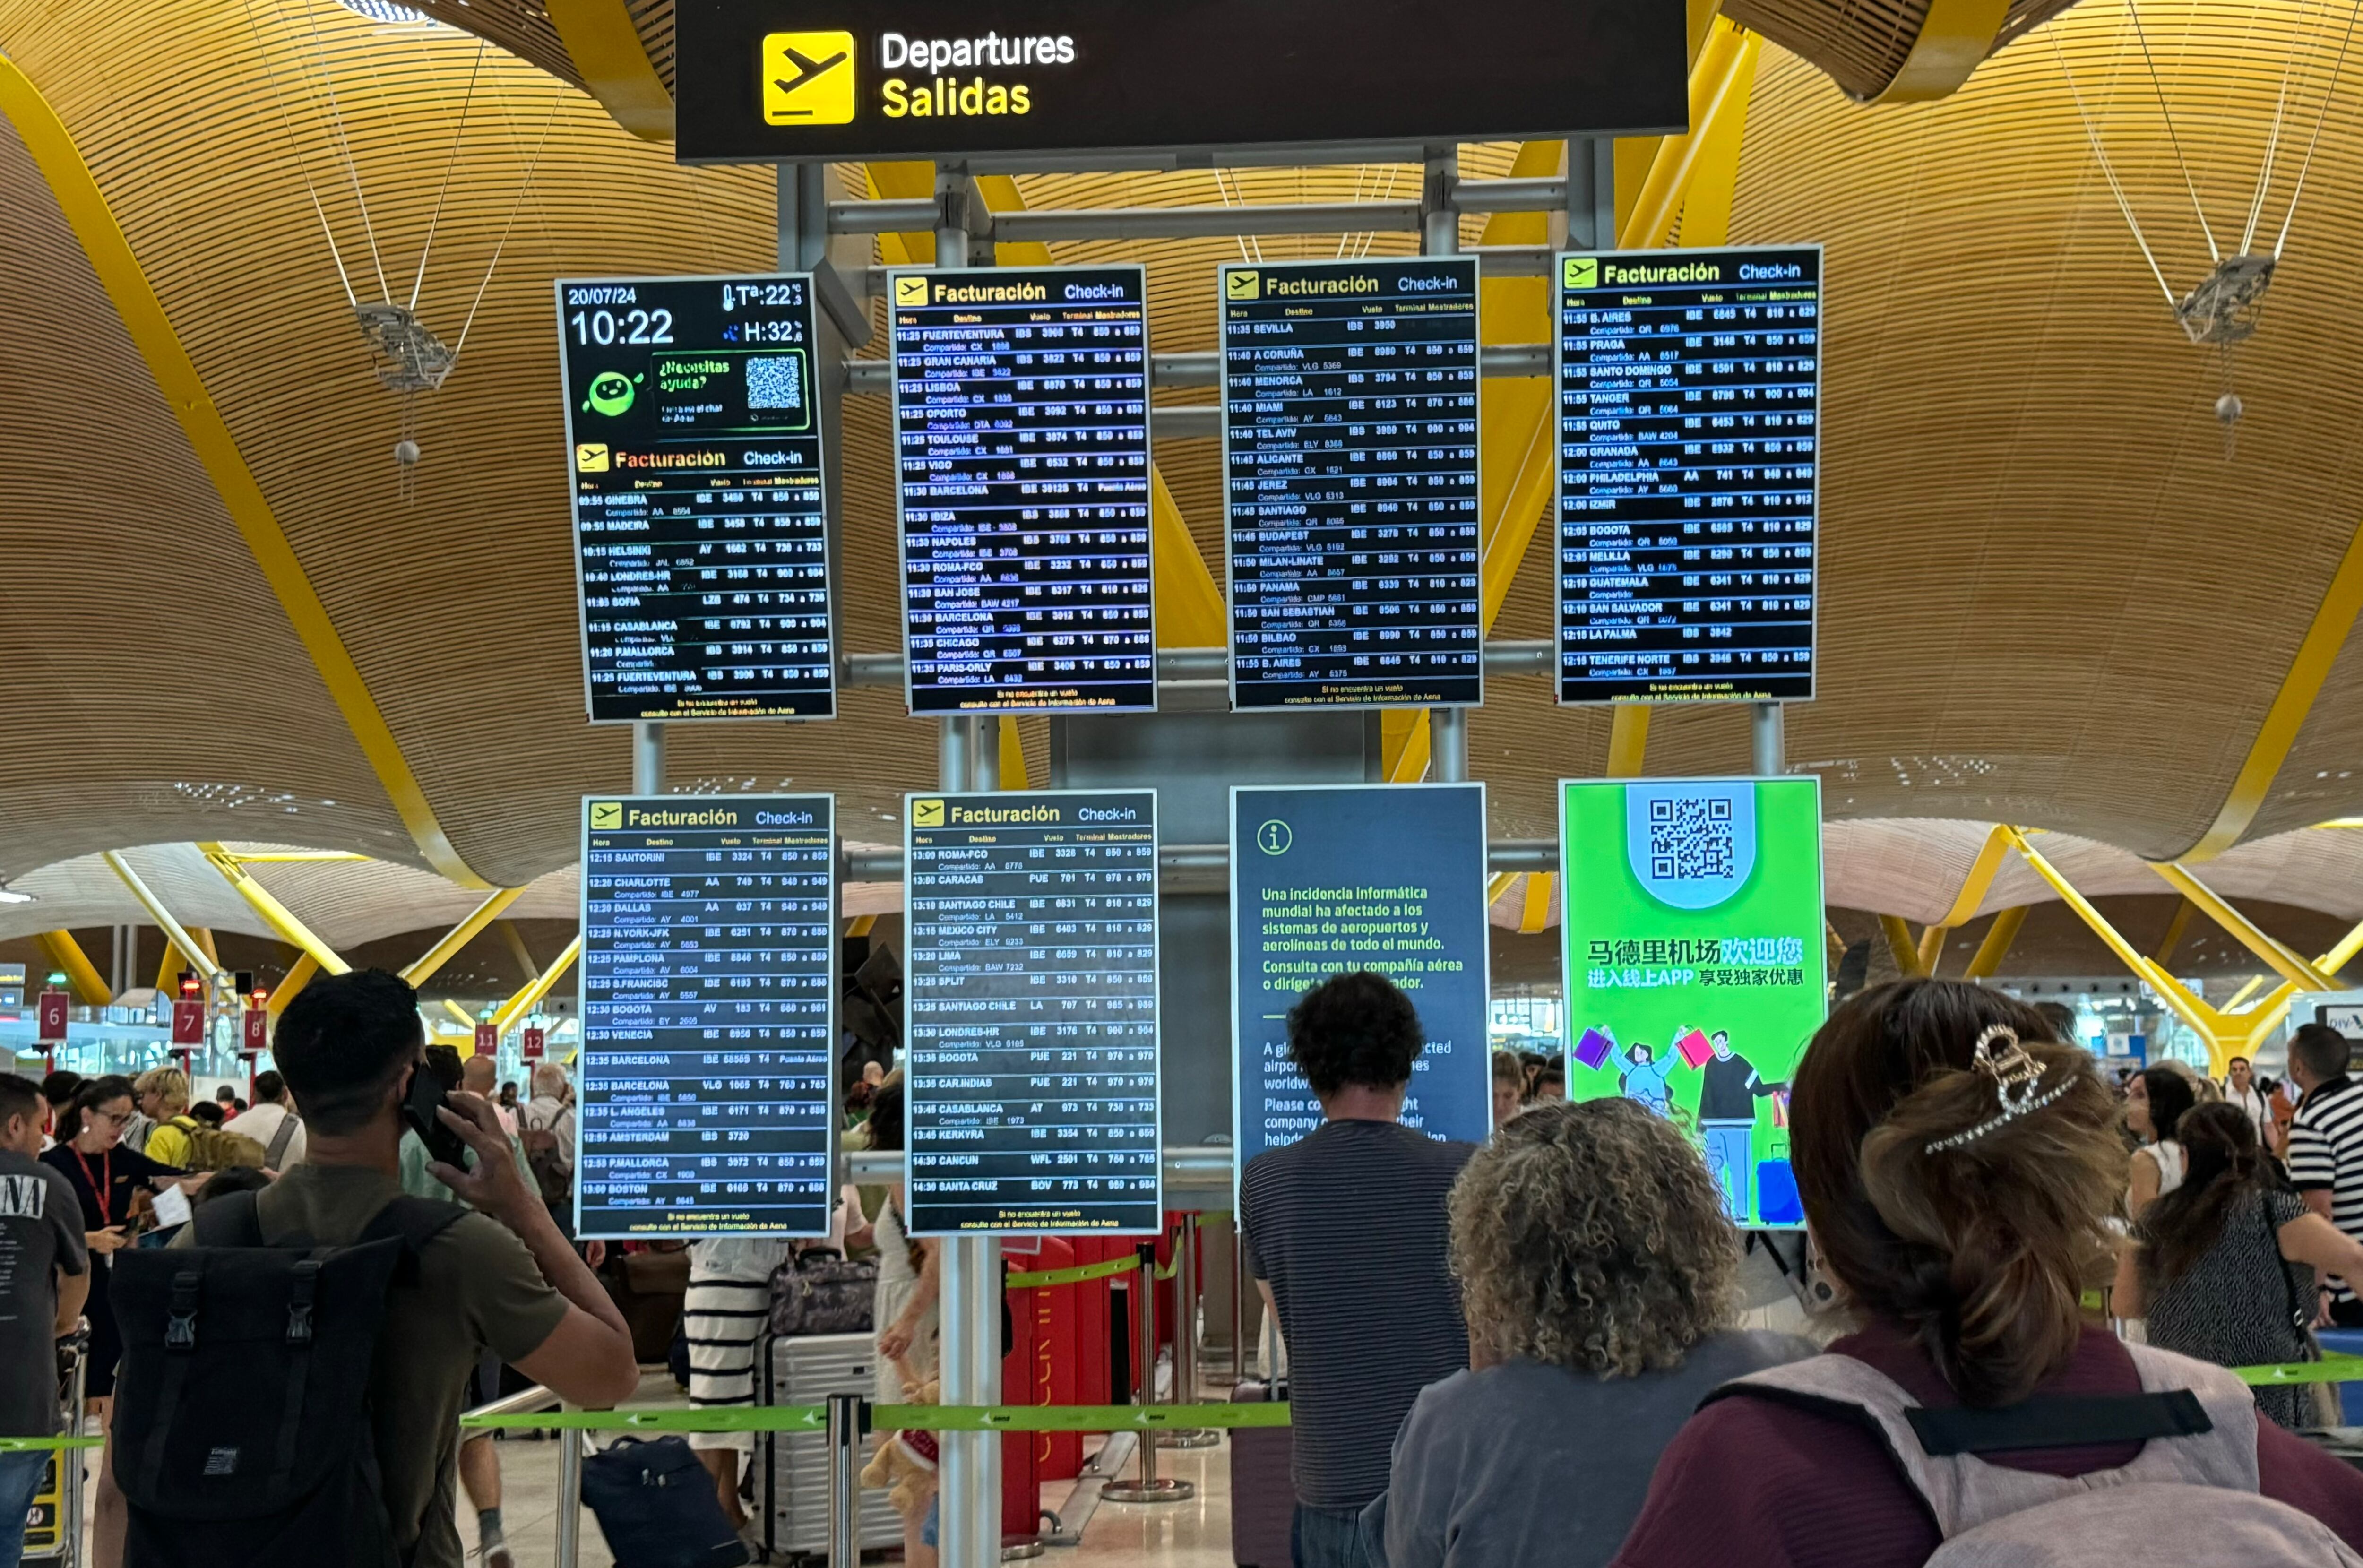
{"left": 360, "top": 1194, "right": 469, "bottom": 1252}
{"left": 188, "top": 1189, "right": 268, "bottom": 1248}
{"left": 2115, "top": 1342, "right": 2263, "bottom": 1491}
{"left": 264, "top": 1111, "right": 300, "bottom": 1168}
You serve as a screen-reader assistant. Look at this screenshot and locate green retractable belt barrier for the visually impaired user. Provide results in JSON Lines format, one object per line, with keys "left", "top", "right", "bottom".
{"left": 460, "top": 1401, "right": 1292, "bottom": 1434}
{"left": 2232, "top": 1353, "right": 2363, "bottom": 1388}
{"left": 0, "top": 1436, "right": 102, "bottom": 1451}
{"left": 1004, "top": 1255, "right": 1141, "bottom": 1289}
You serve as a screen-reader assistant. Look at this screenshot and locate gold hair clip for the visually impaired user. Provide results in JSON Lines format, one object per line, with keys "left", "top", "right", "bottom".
{"left": 1924, "top": 1024, "right": 2072, "bottom": 1153}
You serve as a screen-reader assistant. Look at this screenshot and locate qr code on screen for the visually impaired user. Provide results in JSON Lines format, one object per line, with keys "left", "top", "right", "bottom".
{"left": 745, "top": 356, "right": 803, "bottom": 411}
{"left": 1649, "top": 796, "right": 1734, "bottom": 881}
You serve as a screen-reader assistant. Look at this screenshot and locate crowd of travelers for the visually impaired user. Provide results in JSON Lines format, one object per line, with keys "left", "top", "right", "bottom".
{"left": 16, "top": 969, "right": 2363, "bottom": 1567}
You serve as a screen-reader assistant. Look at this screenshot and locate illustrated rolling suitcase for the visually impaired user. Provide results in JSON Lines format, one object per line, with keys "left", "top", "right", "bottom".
{"left": 758, "top": 1330, "right": 907, "bottom": 1556}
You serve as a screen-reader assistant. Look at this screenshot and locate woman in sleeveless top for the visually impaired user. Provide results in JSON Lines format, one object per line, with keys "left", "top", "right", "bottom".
{"left": 862, "top": 1083, "right": 940, "bottom": 1568}
{"left": 2118, "top": 1101, "right": 2363, "bottom": 1429}
{"left": 2126, "top": 1065, "right": 2196, "bottom": 1218}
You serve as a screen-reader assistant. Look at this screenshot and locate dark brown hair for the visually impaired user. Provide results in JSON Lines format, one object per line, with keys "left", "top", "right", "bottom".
{"left": 1793, "top": 979, "right": 2125, "bottom": 1407}
{"left": 2138, "top": 1101, "right": 2269, "bottom": 1284}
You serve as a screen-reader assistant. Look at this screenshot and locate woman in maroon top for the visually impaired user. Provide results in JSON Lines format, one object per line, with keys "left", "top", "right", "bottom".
{"left": 1613, "top": 979, "right": 2363, "bottom": 1568}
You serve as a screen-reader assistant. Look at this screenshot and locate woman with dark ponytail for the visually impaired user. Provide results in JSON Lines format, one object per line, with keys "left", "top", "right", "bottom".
{"left": 1612, "top": 979, "right": 2363, "bottom": 1568}
{"left": 2116, "top": 1100, "right": 2363, "bottom": 1429}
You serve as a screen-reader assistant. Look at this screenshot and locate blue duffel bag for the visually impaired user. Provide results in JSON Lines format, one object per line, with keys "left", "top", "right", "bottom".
{"left": 581, "top": 1435, "right": 749, "bottom": 1568}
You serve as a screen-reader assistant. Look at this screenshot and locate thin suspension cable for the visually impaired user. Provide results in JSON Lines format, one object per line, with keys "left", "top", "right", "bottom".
{"left": 451, "top": 80, "right": 563, "bottom": 363}
{"left": 239, "top": 0, "right": 355, "bottom": 307}
{"left": 2053, "top": 29, "right": 2180, "bottom": 310}
{"left": 2272, "top": 0, "right": 2363, "bottom": 255}
{"left": 2123, "top": 0, "right": 2220, "bottom": 262}
{"left": 302, "top": 0, "right": 392, "bottom": 302}
{"left": 409, "top": 36, "right": 487, "bottom": 310}
{"left": 2236, "top": 0, "right": 2309, "bottom": 253}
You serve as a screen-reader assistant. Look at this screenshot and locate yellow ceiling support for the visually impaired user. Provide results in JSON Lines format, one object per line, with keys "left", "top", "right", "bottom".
{"left": 0, "top": 60, "right": 490, "bottom": 889}
{"left": 1965, "top": 905, "right": 2029, "bottom": 980}
{"left": 494, "top": 936, "right": 583, "bottom": 1033}
{"left": 1486, "top": 872, "right": 1519, "bottom": 906}
{"left": 33, "top": 931, "right": 110, "bottom": 1006}
{"left": 2179, "top": 519, "right": 2363, "bottom": 863}
{"left": 1519, "top": 874, "right": 1555, "bottom": 935}
{"left": 545, "top": 0, "right": 675, "bottom": 141}
{"left": 2222, "top": 974, "right": 2269, "bottom": 1012}
{"left": 267, "top": 953, "right": 319, "bottom": 1022}
{"left": 440, "top": 999, "right": 478, "bottom": 1030}
{"left": 495, "top": 920, "right": 539, "bottom": 985}
{"left": 996, "top": 715, "right": 1033, "bottom": 792}
{"left": 1382, "top": 711, "right": 1432, "bottom": 783}
{"left": 1934, "top": 826, "right": 2015, "bottom": 930}
{"left": 1620, "top": 21, "right": 1761, "bottom": 250}
{"left": 1824, "top": 919, "right": 1849, "bottom": 975}
{"left": 1916, "top": 924, "right": 1948, "bottom": 977}
{"left": 2148, "top": 862, "right": 2336, "bottom": 992}
{"left": 845, "top": 914, "right": 879, "bottom": 938}
{"left": 1864, "top": 0, "right": 2012, "bottom": 103}
{"left": 398, "top": 887, "right": 527, "bottom": 988}
{"left": 2153, "top": 897, "right": 2196, "bottom": 967}
{"left": 196, "top": 842, "right": 353, "bottom": 977}
{"left": 103, "top": 851, "right": 227, "bottom": 985}
{"left": 1607, "top": 706, "right": 1652, "bottom": 776}
{"left": 1879, "top": 914, "right": 1927, "bottom": 979}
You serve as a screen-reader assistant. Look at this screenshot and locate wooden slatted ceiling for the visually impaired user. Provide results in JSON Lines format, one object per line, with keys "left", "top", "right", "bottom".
{"left": 0, "top": 112, "right": 414, "bottom": 876}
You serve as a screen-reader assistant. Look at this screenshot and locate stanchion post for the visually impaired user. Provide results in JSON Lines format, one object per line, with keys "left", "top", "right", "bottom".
{"left": 1157, "top": 1215, "right": 1218, "bottom": 1448}
{"left": 1231, "top": 1222, "right": 1247, "bottom": 1385}
{"left": 827, "top": 1391, "right": 865, "bottom": 1568}
{"left": 554, "top": 1417, "right": 584, "bottom": 1568}
{"left": 1101, "top": 1242, "right": 1194, "bottom": 1503}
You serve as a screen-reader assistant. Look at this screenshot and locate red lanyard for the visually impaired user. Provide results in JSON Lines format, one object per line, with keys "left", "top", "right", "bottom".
{"left": 73, "top": 1147, "right": 114, "bottom": 1227}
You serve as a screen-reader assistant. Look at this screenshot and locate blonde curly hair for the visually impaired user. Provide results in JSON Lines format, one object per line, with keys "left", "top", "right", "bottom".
{"left": 1449, "top": 1098, "right": 1740, "bottom": 1378}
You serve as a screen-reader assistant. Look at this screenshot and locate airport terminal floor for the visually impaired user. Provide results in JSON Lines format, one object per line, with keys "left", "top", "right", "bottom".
{"left": 19, "top": 0, "right": 2363, "bottom": 1566}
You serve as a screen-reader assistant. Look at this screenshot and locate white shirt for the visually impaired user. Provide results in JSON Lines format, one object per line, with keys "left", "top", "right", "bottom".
{"left": 222, "top": 1101, "right": 306, "bottom": 1168}
{"left": 521, "top": 1094, "right": 575, "bottom": 1170}
{"left": 2223, "top": 1081, "right": 2273, "bottom": 1143}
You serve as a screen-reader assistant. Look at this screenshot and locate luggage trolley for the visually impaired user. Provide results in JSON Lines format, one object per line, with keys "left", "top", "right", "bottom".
{"left": 23, "top": 1326, "right": 89, "bottom": 1567}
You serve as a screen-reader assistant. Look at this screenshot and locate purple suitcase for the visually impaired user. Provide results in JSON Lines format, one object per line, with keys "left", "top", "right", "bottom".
{"left": 1229, "top": 1379, "right": 1296, "bottom": 1567}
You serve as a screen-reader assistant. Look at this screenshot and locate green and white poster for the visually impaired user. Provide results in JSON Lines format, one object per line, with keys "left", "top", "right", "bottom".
{"left": 1559, "top": 776, "right": 1826, "bottom": 1226}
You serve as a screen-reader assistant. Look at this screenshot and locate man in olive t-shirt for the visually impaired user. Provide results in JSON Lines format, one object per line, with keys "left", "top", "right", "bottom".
{"left": 96, "top": 971, "right": 639, "bottom": 1568}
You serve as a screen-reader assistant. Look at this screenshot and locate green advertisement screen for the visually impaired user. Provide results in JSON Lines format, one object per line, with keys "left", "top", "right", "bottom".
{"left": 1558, "top": 776, "right": 1826, "bottom": 1226}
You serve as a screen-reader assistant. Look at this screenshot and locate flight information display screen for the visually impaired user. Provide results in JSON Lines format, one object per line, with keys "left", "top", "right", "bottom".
{"left": 576, "top": 793, "right": 837, "bottom": 1236}
{"left": 1223, "top": 258, "right": 1483, "bottom": 709}
{"left": 555, "top": 274, "right": 835, "bottom": 723}
{"left": 1554, "top": 246, "right": 1822, "bottom": 704}
{"left": 891, "top": 266, "right": 1156, "bottom": 714}
{"left": 904, "top": 789, "right": 1161, "bottom": 1233}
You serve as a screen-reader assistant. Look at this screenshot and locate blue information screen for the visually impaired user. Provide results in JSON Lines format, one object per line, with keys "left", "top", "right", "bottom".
{"left": 1229, "top": 783, "right": 1493, "bottom": 1194}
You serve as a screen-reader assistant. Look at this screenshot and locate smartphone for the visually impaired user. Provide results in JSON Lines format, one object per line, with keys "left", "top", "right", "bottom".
{"left": 403, "top": 1044, "right": 470, "bottom": 1171}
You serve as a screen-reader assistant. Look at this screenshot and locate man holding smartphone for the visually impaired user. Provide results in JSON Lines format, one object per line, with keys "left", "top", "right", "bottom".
{"left": 92, "top": 970, "right": 639, "bottom": 1568}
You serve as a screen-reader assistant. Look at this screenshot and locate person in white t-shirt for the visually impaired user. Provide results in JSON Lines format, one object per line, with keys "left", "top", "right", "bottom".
{"left": 220, "top": 1069, "right": 306, "bottom": 1169}
{"left": 2221, "top": 1055, "right": 2274, "bottom": 1146}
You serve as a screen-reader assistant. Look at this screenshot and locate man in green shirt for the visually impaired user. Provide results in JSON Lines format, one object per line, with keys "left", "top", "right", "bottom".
{"left": 95, "top": 971, "right": 639, "bottom": 1568}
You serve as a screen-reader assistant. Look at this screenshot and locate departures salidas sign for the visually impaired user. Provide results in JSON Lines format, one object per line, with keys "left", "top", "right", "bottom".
{"left": 673, "top": 0, "right": 1686, "bottom": 163}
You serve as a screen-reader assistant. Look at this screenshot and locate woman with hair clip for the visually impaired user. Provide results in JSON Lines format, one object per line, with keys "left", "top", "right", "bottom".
{"left": 2116, "top": 1100, "right": 2363, "bottom": 1429}
{"left": 1612, "top": 979, "right": 2363, "bottom": 1568}
{"left": 2126, "top": 1063, "right": 2197, "bottom": 1217}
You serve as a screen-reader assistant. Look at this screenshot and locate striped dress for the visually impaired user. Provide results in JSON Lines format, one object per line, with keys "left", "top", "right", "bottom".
{"left": 685, "top": 1237, "right": 796, "bottom": 1455}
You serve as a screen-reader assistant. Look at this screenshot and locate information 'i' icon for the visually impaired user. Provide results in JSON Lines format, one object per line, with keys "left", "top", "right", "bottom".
{"left": 1256, "top": 820, "right": 1292, "bottom": 855}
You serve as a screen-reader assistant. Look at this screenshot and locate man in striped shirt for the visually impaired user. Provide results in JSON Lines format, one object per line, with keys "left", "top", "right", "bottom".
{"left": 2286, "top": 1022, "right": 2363, "bottom": 1326}
{"left": 1242, "top": 973, "right": 1475, "bottom": 1568}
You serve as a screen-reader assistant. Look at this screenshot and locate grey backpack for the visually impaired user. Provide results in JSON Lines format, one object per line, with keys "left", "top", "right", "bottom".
{"left": 1716, "top": 1342, "right": 2362, "bottom": 1567}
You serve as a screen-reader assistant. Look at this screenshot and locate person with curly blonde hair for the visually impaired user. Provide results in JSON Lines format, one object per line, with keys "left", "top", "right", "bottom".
{"left": 1378, "top": 1098, "right": 1808, "bottom": 1568}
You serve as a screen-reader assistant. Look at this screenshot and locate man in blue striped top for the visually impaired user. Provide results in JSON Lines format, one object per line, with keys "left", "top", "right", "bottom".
{"left": 1242, "top": 972, "right": 1475, "bottom": 1568}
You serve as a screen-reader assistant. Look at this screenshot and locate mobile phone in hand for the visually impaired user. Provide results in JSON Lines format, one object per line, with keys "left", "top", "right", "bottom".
{"left": 402, "top": 1044, "right": 471, "bottom": 1171}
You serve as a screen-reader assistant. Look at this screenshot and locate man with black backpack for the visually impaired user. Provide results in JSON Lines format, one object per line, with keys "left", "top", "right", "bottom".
{"left": 95, "top": 969, "right": 640, "bottom": 1568}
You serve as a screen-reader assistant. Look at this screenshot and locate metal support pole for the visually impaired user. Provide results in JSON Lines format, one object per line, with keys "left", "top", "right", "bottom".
{"left": 1751, "top": 702, "right": 1785, "bottom": 777}
{"left": 1566, "top": 138, "right": 1617, "bottom": 251}
{"left": 1101, "top": 1242, "right": 1194, "bottom": 1503}
{"left": 1422, "top": 149, "right": 1460, "bottom": 256}
{"left": 631, "top": 721, "right": 664, "bottom": 795}
{"left": 935, "top": 164, "right": 970, "bottom": 269}
{"left": 554, "top": 1423, "right": 584, "bottom": 1568}
{"left": 1157, "top": 1213, "right": 1219, "bottom": 1448}
{"left": 1232, "top": 1225, "right": 1247, "bottom": 1384}
{"left": 827, "top": 1391, "right": 866, "bottom": 1568}
{"left": 1431, "top": 708, "right": 1469, "bottom": 783}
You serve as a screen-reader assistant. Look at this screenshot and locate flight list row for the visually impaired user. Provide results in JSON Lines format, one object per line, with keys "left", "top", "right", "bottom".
{"left": 556, "top": 247, "right": 1822, "bottom": 724}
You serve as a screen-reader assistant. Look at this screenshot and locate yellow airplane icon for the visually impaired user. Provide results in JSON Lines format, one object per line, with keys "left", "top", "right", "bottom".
{"left": 575, "top": 443, "right": 609, "bottom": 473}
{"left": 590, "top": 801, "right": 623, "bottom": 830}
{"left": 1226, "top": 271, "right": 1261, "bottom": 301}
{"left": 895, "top": 275, "right": 931, "bottom": 308}
{"left": 912, "top": 799, "right": 945, "bottom": 827}
{"left": 762, "top": 32, "right": 856, "bottom": 125}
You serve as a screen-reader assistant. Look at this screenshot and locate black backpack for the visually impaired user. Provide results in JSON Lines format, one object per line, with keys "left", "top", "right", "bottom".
{"left": 109, "top": 1189, "right": 466, "bottom": 1568}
